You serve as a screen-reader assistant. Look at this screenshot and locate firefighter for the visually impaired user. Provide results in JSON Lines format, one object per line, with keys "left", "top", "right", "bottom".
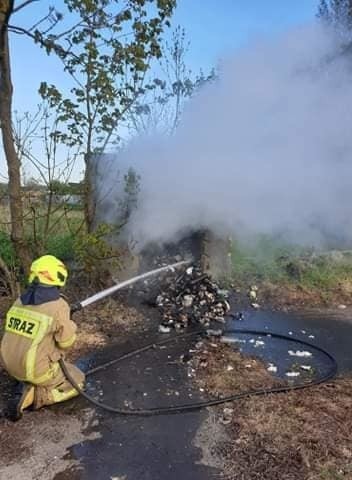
{"left": 0, "top": 255, "right": 85, "bottom": 420}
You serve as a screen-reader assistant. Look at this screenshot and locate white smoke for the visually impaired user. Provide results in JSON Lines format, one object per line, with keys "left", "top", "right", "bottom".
{"left": 98, "top": 23, "right": 352, "bottom": 250}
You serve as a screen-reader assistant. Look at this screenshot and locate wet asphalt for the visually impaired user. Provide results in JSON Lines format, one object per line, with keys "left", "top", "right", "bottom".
{"left": 53, "top": 330, "right": 220, "bottom": 480}
{"left": 229, "top": 309, "right": 352, "bottom": 374}
{"left": 48, "top": 309, "right": 352, "bottom": 479}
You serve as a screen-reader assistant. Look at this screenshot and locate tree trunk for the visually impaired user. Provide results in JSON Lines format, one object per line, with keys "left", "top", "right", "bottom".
{"left": 0, "top": 2, "right": 31, "bottom": 273}
{"left": 84, "top": 152, "right": 96, "bottom": 233}
{"left": 84, "top": 46, "right": 96, "bottom": 234}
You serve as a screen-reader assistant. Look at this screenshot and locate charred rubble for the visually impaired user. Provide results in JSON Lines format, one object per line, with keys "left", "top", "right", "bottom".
{"left": 138, "top": 232, "right": 233, "bottom": 331}
{"left": 155, "top": 264, "right": 231, "bottom": 332}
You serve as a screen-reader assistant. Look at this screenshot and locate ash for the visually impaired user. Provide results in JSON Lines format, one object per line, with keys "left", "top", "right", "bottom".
{"left": 156, "top": 264, "right": 230, "bottom": 331}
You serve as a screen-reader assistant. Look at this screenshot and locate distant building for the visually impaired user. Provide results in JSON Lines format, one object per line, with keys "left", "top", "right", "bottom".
{"left": 52, "top": 194, "right": 82, "bottom": 206}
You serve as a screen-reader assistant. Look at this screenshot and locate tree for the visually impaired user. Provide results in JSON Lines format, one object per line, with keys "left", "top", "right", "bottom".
{"left": 0, "top": 2, "right": 68, "bottom": 271}
{"left": 39, "top": 0, "right": 176, "bottom": 232}
{"left": 0, "top": 1, "right": 176, "bottom": 272}
{"left": 12, "top": 102, "right": 83, "bottom": 256}
{"left": 318, "top": 0, "right": 330, "bottom": 20}
{"left": 317, "top": 0, "right": 352, "bottom": 30}
{"left": 128, "top": 26, "right": 216, "bottom": 136}
{"left": 0, "top": 1, "right": 34, "bottom": 272}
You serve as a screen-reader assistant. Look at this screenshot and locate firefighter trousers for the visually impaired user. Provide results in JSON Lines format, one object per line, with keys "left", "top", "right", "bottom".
{"left": 32, "top": 362, "right": 85, "bottom": 409}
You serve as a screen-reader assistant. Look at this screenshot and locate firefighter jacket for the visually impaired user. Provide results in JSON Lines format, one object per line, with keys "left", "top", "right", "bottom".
{"left": 0, "top": 297, "right": 77, "bottom": 384}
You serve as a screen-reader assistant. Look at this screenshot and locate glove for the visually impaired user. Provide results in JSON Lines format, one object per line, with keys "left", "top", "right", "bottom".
{"left": 70, "top": 302, "right": 82, "bottom": 315}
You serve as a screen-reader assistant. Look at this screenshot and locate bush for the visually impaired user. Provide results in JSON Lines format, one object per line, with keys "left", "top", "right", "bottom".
{"left": 0, "top": 231, "right": 16, "bottom": 266}
{"left": 46, "top": 233, "right": 76, "bottom": 261}
{"left": 73, "top": 223, "right": 121, "bottom": 277}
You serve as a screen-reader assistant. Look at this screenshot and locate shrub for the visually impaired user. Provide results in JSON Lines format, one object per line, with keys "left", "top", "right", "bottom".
{"left": 73, "top": 223, "right": 121, "bottom": 278}
{"left": 0, "top": 231, "right": 16, "bottom": 266}
{"left": 46, "top": 233, "right": 76, "bottom": 261}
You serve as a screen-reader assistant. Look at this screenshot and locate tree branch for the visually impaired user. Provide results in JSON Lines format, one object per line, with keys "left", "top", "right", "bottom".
{"left": 13, "top": 0, "right": 39, "bottom": 14}
{"left": 7, "top": 24, "right": 78, "bottom": 60}
{"left": 28, "top": 11, "right": 55, "bottom": 33}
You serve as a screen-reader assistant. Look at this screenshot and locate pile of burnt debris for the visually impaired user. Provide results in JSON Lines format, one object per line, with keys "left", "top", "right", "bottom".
{"left": 138, "top": 232, "right": 235, "bottom": 331}
{"left": 155, "top": 263, "right": 231, "bottom": 332}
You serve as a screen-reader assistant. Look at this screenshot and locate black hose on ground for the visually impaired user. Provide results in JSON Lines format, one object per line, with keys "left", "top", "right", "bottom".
{"left": 59, "top": 328, "right": 338, "bottom": 416}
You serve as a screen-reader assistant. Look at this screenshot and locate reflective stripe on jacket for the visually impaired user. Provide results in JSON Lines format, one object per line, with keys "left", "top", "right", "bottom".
{"left": 0, "top": 297, "right": 77, "bottom": 383}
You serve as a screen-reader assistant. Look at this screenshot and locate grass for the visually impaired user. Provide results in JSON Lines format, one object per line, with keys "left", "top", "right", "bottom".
{"left": 231, "top": 235, "right": 303, "bottom": 282}
{"left": 0, "top": 204, "right": 84, "bottom": 265}
{"left": 300, "top": 262, "right": 352, "bottom": 289}
{"left": 231, "top": 235, "right": 352, "bottom": 294}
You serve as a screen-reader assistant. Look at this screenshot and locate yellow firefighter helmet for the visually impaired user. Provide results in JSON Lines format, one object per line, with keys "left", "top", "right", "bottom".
{"left": 28, "top": 255, "right": 68, "bottom": 287}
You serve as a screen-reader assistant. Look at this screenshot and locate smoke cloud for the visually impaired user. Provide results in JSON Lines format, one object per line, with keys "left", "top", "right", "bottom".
{"left": 97, "top": 23, "right": 352, "bottom": 250}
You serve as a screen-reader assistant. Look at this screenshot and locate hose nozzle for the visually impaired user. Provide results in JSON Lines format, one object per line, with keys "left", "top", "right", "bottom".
{"left": 70, "top": 302, "right": 82, "bottom": 315}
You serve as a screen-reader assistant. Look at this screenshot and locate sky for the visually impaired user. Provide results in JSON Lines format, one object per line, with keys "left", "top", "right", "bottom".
{"left": 173, "top": 0, "right": 318, "bottom": 70}
{"left": 3, "top": 0, "right": 318, "bottom": 180}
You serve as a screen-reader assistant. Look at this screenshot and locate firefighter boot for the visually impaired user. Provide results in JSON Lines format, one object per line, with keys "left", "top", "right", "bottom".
{"left": 14, "top": 384, "right": 35, "bottom": 421}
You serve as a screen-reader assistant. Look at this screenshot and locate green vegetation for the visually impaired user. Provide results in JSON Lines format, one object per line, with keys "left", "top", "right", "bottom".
{"left": 319, "top": 466, "right": 351, "bottom": 480}
{"left": 0, "top": 231, "right": 16, "bottom": 266}
{"left": 0, "top": 203, "right": 123, "bottom": 287}
{"left": 25, "top": 207, "right": 83, "bottom": 259}
{"left": 231, "top": 235, "right": 352, "bottom": 291}
{"left": 231, "top": 236, "right": 296, "bottom": 282}
{"left": 73, "top": 223, "right": 121, "bottom": 276}
{"left": 0, "top": 205, "right": 83, "bottom": 267}
{"left": 46, "top": 233, "right": 76, "bottom": 262}
{"left": 49, "top": 181, "right": 83, "bottom": 196}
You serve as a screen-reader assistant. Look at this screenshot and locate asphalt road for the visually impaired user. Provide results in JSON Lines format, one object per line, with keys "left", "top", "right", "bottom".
{"left": 2, "top": 307, "right": 352, "bottom": 480}
{"left": 53, "top": 333, "right": 220, "bottom": 480}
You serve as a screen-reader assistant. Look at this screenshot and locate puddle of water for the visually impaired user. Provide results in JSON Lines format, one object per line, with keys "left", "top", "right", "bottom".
{"left": 222, "top": 331, "right": 331, "bottom": 381}
{"left": 227, "top": 309, "right": 352, "bottom": 374}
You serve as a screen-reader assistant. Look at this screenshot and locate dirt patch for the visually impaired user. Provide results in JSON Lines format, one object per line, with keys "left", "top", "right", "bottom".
{"left": 222, "top": 381, "right": 352, "bottom": 480}
{"left": 193, "top": 339, "right": 352, "bottom": 480}
{"left": 191, "top": 339, "right": 282, "bottom": 396}
{"left": 0, "top": 407, "right": 100, "bottom": 480}
{"left": 193, "top": 409, "right": 229, "bottom": 471}
{"left": 69, "top": 298, "right": 146, "bottom": 359}
{"left": 258, "top": 281, "right": 327, "bottom": 309}
{"left": 258, "top": 280, "right": 352, "bottom": 310}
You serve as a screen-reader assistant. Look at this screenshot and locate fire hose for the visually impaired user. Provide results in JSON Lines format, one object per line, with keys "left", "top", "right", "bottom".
{"left": 60, "top": 328, "right": 337, "bottom": 416}
{"left": 61, "top": 261, "right": 338, "bottom": 416}
{"left": 70, "top": 260, "right": 191, "bottom": 314}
